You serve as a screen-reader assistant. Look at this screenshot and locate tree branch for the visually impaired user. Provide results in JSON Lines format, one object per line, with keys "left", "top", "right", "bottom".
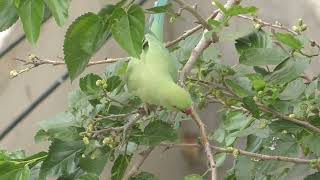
{"left": 10, "top": 56, "right": 128, "bottom": 78}
{"left": 190, "top": 107, "right": 217, "bottom": 180}
{"left": 172, "top": 0, "right": 212, "bottom": 30}
{"left": 179, "top": 0, "right": 241, "bottom": 83}
{"left": 160, "top": 143, "right": 317, "bottom": 164}
{"left": 124, "top": 147, "right": 154, "bottom": 180}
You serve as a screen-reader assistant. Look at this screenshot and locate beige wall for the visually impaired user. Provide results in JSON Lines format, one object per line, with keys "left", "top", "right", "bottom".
{"left": 0, "top": 0, "right": 320, "bottom": 179}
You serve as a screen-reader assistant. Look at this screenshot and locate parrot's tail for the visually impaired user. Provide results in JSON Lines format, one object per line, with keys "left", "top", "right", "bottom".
{"left": 149, "top": 0, "right": 169, "bottom": 41}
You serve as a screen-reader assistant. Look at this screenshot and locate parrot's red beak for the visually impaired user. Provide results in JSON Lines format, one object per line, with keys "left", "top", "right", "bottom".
{"left": 184, "top": 107, "right": 193, "bottom": 115}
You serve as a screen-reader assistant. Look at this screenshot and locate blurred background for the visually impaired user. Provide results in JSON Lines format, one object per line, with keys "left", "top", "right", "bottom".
{"left": 0, "top": 0, "right": 320, "bottom": 179}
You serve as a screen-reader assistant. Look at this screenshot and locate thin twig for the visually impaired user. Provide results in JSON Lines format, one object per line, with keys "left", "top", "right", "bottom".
{"left": 190, "top": 107, "right": 217, "bottom": 180}
{"left": 173, "top": 0, "right": 212, "bottom": 30}
{"left": 237, "top": 15, "right": 320, "bottom": 53}
{"left": 123, "top": 147, "right": 154, "bottom": 180}
{"left": 160, "top": 143, "right": 318, "bottom": 164}
{"left": 11, "top": 57, "right": 128, "bottom": 78}
{"left": 237, "top": 15, "right": 298, "bottom": 35}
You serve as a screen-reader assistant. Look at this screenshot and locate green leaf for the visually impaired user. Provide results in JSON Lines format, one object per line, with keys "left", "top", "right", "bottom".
{"left": 110, "top": 5, "right": 145, "bottom": 57}
{"left": 274, "top": 33, "right": 303, "bottom": 50}
{"left": 78, "top": 173, "right": 99, "bottom": 180}
{"left": 79, "top": 73, "right": 102, "bottom": 96}
{"left": 79, "top": 152, "right": 109, "bottom": 175}
{"left": 130, "top": 172, "right": 158, "bottom": 180}
{"left": 43, "top": 0, "right": 70, "bottom": 26}
{"left": 304, "top": 172, "right": 320, "bottom": 180}
{"left": 16, "top": 0, "right": 45, "bottom": 45}
{"left": 46, "top": 127, "right": 82, "bottom": 142}
{"left": 226, "top": 5, "right": 257, "bottom": 16}
{"left": 64, "top": 13, "right": 110, "bottom": 80}
{"left": 235, "top": 30, "right": 272, "bottom": 54}
{"left": 131, "top": 121, "right": 177, "bottom": 146}
{"left": 239, "top": 48, "right": 287, "bottom": 66}
{"left": 252, "top": 79, "right": 266, "bottom": 91}
{"left": 106, "top": 76, "right": 122, "bottom": 92}
{"left": 212, "top": 0, "right": 227, "bottom": 13}
{"left": 242, "top": 96, "right": 260, "bottom": 118}
{"left": 39, "top": 140, "right": 84, "bottom": 179}
{"left": 234, "top": 156, "right": 255, "bottom": 180}
{"left": 39, "top": 112, "right": 78, "bottom": 130}
{"left": 111, "top": 154, "right": 132, "bottom": 180}
{"left": 0, "top": 0, "right": 19, "bottom": 31}
{"left": 208, "top": 128, "right": 225, "bottom": 143}
{"left": 145, "top": 4, "right": 171, "bottom": 14}
{"left": 0, "top": 162, "right": 30, "bottom": 180}
{"left": 265, "top": 57, "right": 309, "bottom": 84}
{"left": 279, "top": 78, "right": 306, "bottom": 100}
{"left": 301, "top": 134, "right": 320, "bottom": 156}
{"left": 214, "top": 153, "right": 226, "bottom": 167}
{"left": 223, "top": 111, "right": 251, "bottom": 131}
{"left": 305, "top": 79, "right": 318, "bottom": 98}
{"left": 224, "top": 79, "right": 250, "bottom": 97}
{"left": 184, "top": 174, "right": 203, "bottom": 180}
{"left": 246, "top": 135, "right": 262, "bottom": 152}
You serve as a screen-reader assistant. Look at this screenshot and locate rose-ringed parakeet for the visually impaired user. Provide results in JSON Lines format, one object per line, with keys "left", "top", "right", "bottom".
{"left": 126, "top": 0, "right": 192, "bottom": 113}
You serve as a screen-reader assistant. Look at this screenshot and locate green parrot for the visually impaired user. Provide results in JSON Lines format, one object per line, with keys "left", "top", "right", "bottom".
{"left": 126, "top": 0, "right": 192, "bottom": 112}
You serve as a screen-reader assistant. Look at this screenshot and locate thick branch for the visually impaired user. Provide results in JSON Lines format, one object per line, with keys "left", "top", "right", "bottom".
{"left": 160, "top": 143, "right": 317, "bottom": 164}
{"left": 124, "top": 147, "right": 154, "bottom": 180}
{"left": 173, "top": 0, "right": 212, "bottom": 30}
{"left": 190, "top": 107, "right": 217, "bottom": 180}
{"left": 179, "top": 0, "right": 241, "bottom": 82}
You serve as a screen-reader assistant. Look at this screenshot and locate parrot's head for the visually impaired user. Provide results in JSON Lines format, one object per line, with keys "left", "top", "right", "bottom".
{"left": 165, "top": 84, "right": 193, "bottom": 113}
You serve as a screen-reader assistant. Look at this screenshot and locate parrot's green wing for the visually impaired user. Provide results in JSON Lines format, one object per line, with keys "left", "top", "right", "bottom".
{"left": 126, "top": 0, "right": 192, "bottom": 111}
{"left": 144, "top": 34, "right": 179, "bottom": 81}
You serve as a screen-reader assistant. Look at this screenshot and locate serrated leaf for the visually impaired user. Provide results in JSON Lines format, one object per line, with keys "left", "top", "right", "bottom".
{"left": 39, "top": 140, "right": 85, "bottom": 179}
{"left": 39, "top": 112, "right": 78, "bottom": 130}
{"left": 0, "top": 162, "right": 30, "bottom": 180}
{"left": 79, "top": 152, "right": 109, "bottom": 175}
{"left": 224, "top": 79, "right": 250, "bottom": 97}
{"left": 239, "top": 48, "right": 287, "bottom": 66}
{"left": 111, "top": 154, "right": 132, "bottom": 180}
{"left": 145, "top": 4, "right": 171, "bottom": 14}
{"left": 46, "top": 127, "right": 82, "bottom": 142}
{"left": 64, "top": 13, "right": 110, "bottom": 80}
{"left": 16, "top": 0, "right": 45, "bottom": 44}
{"left": 43, "top": 0, "right": 70, "bottom": 26}
{"left": 184, "top": 174, "right": 203, "bottom": 180}
{"left": 226, "top": 5, "right": 257, "bottom": 16}
{"left": 78, "top": 173, "right": 99, "bottom": 180}
{"left": 131, "top": 121, "right": 177, "bottom": 146}
{"left": 110, "top": 5, "right": 145, "bottom": 57}
{"left": 79, "top": 73, "right": 102, "bottom": 96}
{"left": 130, "top": 172, "right": 158, "bottom": 180}
{"left": 279, "top": 78, "right": 306, "bottom": 100}
{"left": 301, "top": 134, "right": 320, "bottom": 156}
{"left": 265, "top": 57, "right": 309, "bottom": 84}
{"left": 304, "top": 172, "right": 320, "bottom": 180}
{"left": 235, "top": 30, "right": 272, "bottom": 54}
{"left": 274, "top": 33, "right": 303, "bottom": 50}
{"left": 0, "top": 0, "right": 19, "bottom": 31}
{"left": 242, "top": 96, "right": 260, "bottom": 118}
{"left": 223, "top": 111, "right": 251, "bottom": 131}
